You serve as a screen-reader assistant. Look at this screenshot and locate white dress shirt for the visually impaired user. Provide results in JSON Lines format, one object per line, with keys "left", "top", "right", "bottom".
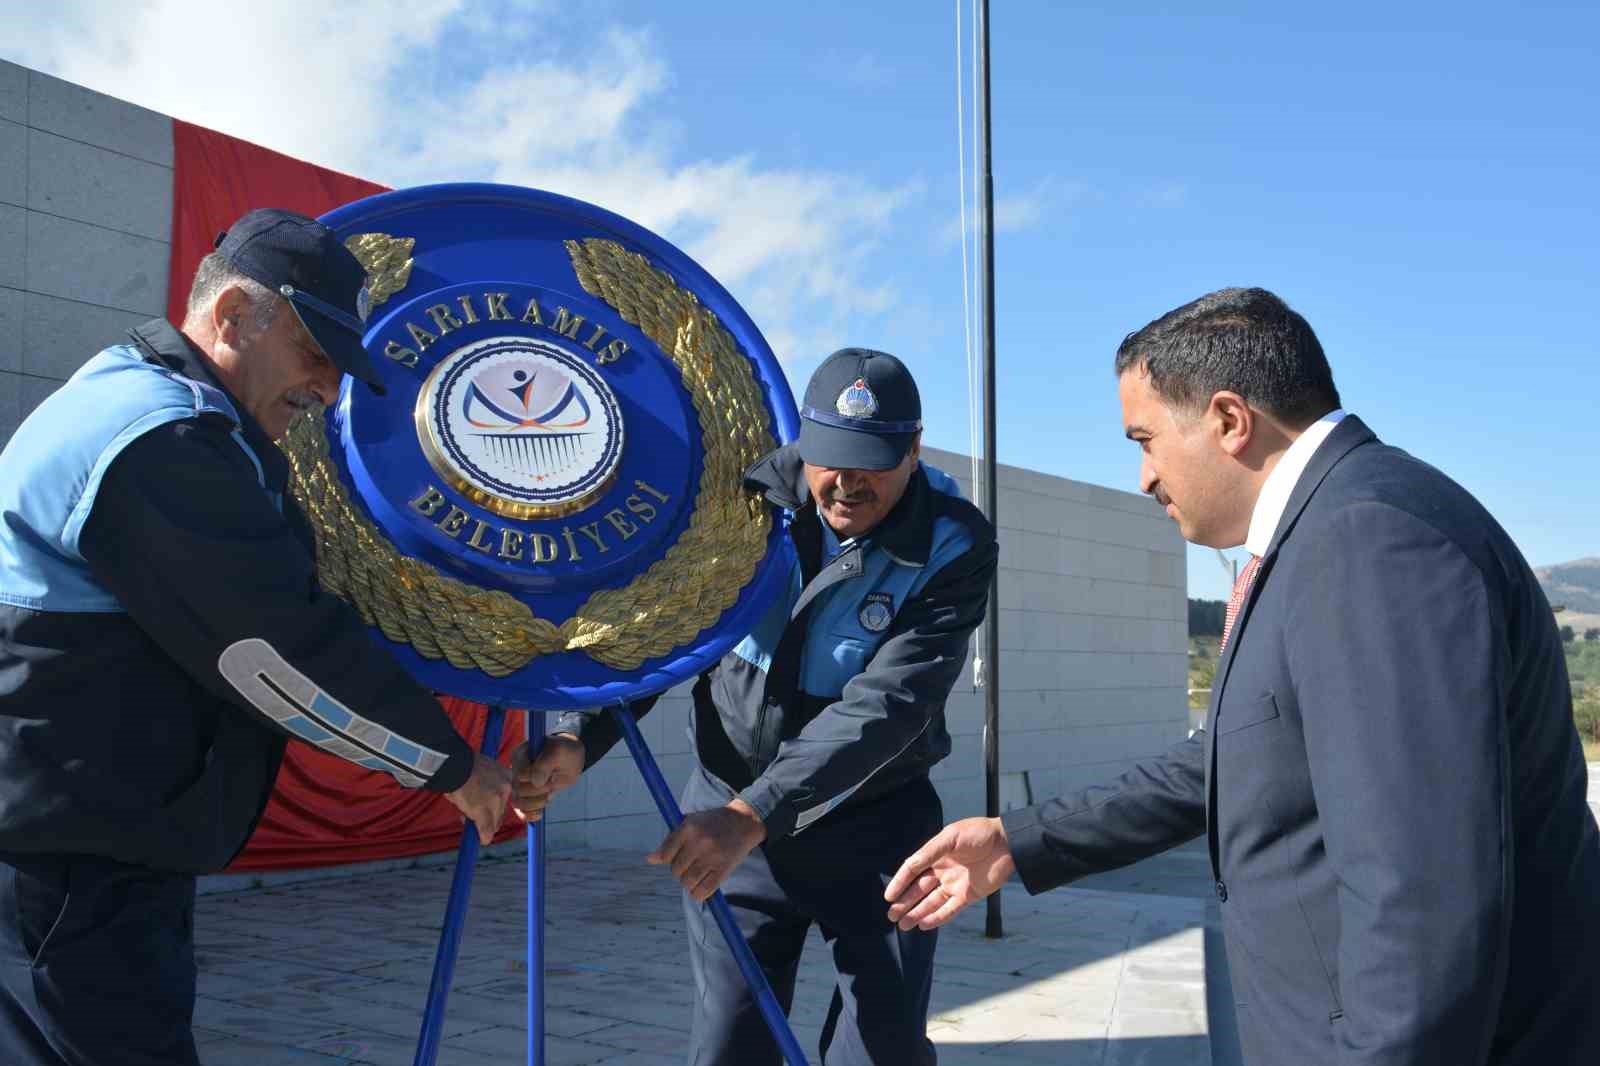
{"left": 1243, "top": 409, "right": 1348, "bottom": 556}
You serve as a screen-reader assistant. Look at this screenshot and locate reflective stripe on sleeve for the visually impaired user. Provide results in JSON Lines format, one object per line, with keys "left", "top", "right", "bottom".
{"left": 790, "top": 718, "right": 933, "bottom": 833}
{"left": 218, "top": 637, "right": 447, "bottom": 787}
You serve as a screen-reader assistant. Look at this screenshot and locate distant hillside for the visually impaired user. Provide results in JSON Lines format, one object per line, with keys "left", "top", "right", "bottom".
{"left": 1537, "top": 557, "right": 1600, "bottom": 615}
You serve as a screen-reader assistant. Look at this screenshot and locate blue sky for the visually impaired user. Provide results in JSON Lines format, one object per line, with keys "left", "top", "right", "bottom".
{"left": 8, "top": 1, "right": 1596, "bottom": 600}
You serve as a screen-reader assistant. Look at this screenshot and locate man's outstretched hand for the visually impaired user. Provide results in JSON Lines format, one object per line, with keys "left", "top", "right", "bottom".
{"left": 884, "top": 817, "right": 1017, "bottom": 931}
{"left": 444, "top": 753, "right": 515, "bottom": 846}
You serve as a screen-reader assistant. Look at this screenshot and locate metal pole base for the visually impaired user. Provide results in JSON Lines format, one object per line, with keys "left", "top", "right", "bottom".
{"left": 414, "top": 704, "right": 508, "bottom": 1066}
{"left": 610, "top": 704, "right": 810, "bottom": 1066}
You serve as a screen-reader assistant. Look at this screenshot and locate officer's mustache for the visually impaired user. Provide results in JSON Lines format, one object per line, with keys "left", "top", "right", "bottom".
{"left": 827, "top": 488, "right": 875, "bottom": 506}
{"left": 284, "top": 388, "right": 322, "bottom": 411}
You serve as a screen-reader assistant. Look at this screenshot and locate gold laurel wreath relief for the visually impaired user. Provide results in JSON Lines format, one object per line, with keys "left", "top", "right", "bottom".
{"left": 279, "top": 235, "right": 776, "bottom": 676}
{"left": 560, "top": 238, "right": 776, "bottom": 666}
{"left": 343, "top": 233, "right": 414, "bottom": 307}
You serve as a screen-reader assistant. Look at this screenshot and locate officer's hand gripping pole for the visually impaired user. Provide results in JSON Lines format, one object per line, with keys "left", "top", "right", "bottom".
{"left": 610, "top": 702, "right": 811, "bottom": 1066}
{"left": 414, "top": 704, "right": 507, "bottom": 1066}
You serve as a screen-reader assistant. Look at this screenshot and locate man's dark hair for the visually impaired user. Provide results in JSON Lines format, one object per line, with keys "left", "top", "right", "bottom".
{"left": 1114, "top": 287, "right": 1341, "bottom": 426}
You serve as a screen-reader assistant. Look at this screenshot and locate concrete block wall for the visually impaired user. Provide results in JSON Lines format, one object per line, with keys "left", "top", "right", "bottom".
{"left": 542, "top": 447, "right": 1189, "bottom": 853}
{"left": 929, "top": 446, "right": 1190, "bottom": 812}
{"left": 1, "top": 59, "right": 1191, "bottom": 853}
{"left": 0, "top": 59, "right": 174, "bottom": 448}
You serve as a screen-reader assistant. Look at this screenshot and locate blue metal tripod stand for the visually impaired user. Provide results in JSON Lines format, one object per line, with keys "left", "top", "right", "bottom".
{"left": 412, "top": 703, "right": 809, "bottom": 1066}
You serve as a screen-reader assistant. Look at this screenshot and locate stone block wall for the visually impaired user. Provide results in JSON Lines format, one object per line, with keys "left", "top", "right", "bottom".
{"left": 0, "top": 59, "right": 174, "bottom": 447}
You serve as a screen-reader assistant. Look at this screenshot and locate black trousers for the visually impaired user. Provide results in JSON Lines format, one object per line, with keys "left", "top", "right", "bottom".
{"left": 681, "top": 768, "right": 942, "bottom": 1066}
{"left": 0, "top": 854, "right": 198, "bottom": 1066}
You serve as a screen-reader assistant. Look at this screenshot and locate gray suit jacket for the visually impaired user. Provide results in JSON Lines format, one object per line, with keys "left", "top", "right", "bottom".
{"left": 1003, "top": 416, "right": 1600, "bottom": 1065}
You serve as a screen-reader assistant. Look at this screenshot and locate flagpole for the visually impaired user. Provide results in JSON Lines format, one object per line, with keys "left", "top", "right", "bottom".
{"left": 978, "top": 0, "right": 1003, "bottom": 941}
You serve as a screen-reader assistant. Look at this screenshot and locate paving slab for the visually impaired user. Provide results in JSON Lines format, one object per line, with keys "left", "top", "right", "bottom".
{"left": 195, "top": 845, "right": 1215, "bottom": 1064}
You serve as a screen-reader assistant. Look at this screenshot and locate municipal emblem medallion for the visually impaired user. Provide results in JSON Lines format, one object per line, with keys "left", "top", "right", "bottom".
{"left": 419, "top": 337, "right": 624, "bottom": 518}
{"left": 284, "top": 184, "right": 800, "bottom": 709}
{"left": 858, "top": 591, "right": 895, "bottom": 634}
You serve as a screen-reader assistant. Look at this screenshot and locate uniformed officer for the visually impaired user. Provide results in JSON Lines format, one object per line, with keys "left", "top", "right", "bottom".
{"left": 516, "top": 349, "right": 998, "bottom": 1065}
{"left": 0, "top": 209, "right": 513, "bottom": 1065}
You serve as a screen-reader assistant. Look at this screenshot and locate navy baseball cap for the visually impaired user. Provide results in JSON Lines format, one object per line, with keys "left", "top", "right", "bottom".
{"left": 798, "top": 348, "right": 922, "bottom": 471}
{"left": 214, "top": 208, "right": 385, "bottom": 395}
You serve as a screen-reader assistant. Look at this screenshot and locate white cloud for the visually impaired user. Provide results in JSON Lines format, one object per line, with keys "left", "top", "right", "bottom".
{"left": 939, "top": 175, "right": 1084, "bottom": 246}
{"left": 2, "top": 0, "right": 467, "bottom": 173}
{"left": 827, "top": 51, "right": 895, "bottom": 89}
{"left": 993, "top": 193, "right": 1046, "bottom": 231}
{"left": 1140, "top": 181, "right": 1190, "bottom": 208}
{"left": 1, "top": 1, "right": 919, "bottom": 363}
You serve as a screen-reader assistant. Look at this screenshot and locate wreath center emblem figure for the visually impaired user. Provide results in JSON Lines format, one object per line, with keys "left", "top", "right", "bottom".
{"left": 419, "top": 336, "right": 625, "bottom": 519}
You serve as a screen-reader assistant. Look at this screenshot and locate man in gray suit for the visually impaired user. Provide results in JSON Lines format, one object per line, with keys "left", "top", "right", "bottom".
{"left": 884, "top": 288, "right": 1600, "bottom": 1064}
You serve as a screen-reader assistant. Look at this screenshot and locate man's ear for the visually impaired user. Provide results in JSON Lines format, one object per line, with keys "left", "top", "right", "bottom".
{"left": 906, "top": 431, "right": 922, "bottom": 465}
{"left": 1208, "top": 391, "right": 1254, "bottom": 458}
{"left": 211, "top": 286, "right": 250, "bottom": 349}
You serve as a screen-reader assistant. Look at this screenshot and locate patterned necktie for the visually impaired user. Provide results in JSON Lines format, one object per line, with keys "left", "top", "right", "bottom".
{"left": 1220, "top": 555, "right": 1262, "bottom": 653}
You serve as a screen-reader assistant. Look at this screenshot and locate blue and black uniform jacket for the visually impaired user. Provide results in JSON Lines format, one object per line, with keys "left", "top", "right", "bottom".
{"left": 559, "top": 443, "right": 998, "bottom": 839}
{"left": 0, "top": 319, "right": 474, "bottom": 874}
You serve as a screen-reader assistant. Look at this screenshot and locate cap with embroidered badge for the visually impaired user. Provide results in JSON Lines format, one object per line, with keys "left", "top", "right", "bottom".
{"left": 797, "top": 347, "right": 922, "bottom": 471}
{"left": 213, "top": 208, "right": 386, "bottom": 395}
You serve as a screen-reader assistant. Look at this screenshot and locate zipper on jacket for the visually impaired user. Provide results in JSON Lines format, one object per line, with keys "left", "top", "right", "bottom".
{"left": 751, "top": 696, "right": 780, "bottom": 772}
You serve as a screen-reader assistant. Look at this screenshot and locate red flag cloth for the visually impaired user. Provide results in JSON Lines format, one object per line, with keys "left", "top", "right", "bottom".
{"left": 167, "top": 120, "right": 526, "bottom": 870}
{"left": 229, "top": 698, "right": 529, "bottom": 872}
{"left": 166, "top": 120, "right": 389, "bottom": 326}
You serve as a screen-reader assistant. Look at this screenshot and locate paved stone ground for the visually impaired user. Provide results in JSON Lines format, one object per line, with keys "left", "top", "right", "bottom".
{"left": 193, "top": 843, "right": 1217, "bottom": 1066}
{"left": 194, "top": 759, "right": 1600, "bottom": 1066}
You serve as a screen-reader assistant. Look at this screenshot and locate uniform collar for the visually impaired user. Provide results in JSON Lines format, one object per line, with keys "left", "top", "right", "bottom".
{"left": 743, "top": 442, "right": 938, "bottom": 567}
{"left": 128, "top": 317, "right": 225, "bottom": 393}
{"left": 125, "top": 317, "right": 289, "bottom": 487}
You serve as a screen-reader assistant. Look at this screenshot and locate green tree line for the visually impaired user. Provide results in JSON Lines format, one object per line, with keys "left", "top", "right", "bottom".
{"left": 1189, "top": 598, "right": 1226, "bottom": 637}
{"left": 1562, "top": 631, "right": 1600, "bottom": 749}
